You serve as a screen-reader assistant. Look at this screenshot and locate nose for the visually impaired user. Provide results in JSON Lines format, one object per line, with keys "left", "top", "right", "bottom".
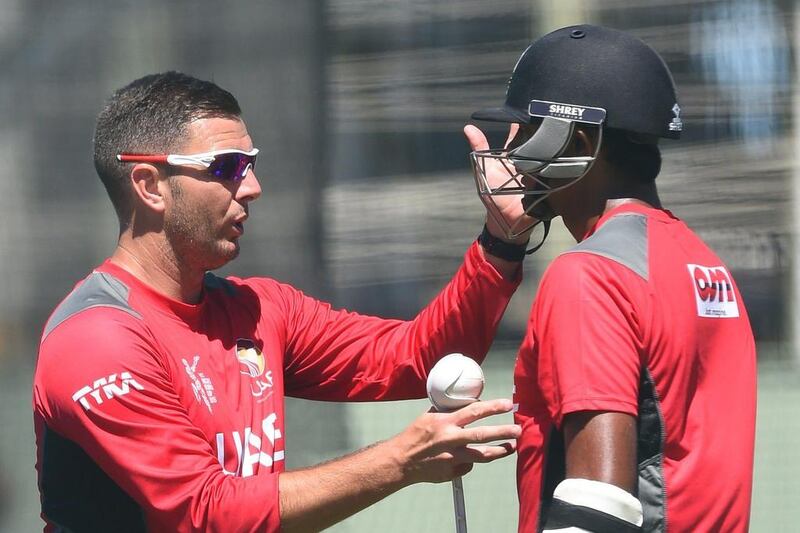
{"left": 236, "top": 167, "right": 262, "bottom": 202}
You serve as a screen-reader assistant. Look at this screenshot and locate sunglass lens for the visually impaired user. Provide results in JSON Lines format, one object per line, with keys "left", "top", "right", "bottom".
{"left": 208, "top": 154, "right": 256, "bottom": 181}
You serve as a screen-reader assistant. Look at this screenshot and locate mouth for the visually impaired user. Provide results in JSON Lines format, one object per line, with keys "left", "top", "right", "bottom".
{"left": 231, "top": 214, "right": 248, "bottom": 236}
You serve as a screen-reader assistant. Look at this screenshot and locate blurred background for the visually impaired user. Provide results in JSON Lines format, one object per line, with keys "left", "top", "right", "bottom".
{"left": 0, "top": 0, "right": 797, "bottom": 530}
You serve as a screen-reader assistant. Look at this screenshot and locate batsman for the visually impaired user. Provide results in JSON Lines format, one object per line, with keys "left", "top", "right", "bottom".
{"left": 467, "top": 25, "right": 757, "bottom": 532}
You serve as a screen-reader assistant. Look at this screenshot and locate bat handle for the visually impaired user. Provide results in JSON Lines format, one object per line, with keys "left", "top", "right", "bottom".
{"left": 452, "top": 476, "right": 468, "bottom": 533}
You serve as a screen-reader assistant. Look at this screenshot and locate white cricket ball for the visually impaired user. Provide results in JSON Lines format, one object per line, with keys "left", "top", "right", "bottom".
{"left": 426, "top": 353, "right": 485, "bottom": 412}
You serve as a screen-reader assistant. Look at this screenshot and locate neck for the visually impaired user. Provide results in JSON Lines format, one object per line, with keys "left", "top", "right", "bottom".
{"left": 567, "top": 186, "right": 661, "bottom": 242}
{"left": 110, "top": 232, "right": 206, "bottom": 304}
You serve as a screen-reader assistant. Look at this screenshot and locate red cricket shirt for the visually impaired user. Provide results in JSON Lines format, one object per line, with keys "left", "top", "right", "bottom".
{"left": 34, "top": 242, "right": 518, "bottom": 532}
{"left": 514, "top": 204, "right": 756, "bottom": 532}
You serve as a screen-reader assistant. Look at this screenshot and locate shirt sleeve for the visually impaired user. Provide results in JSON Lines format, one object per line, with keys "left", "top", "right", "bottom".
{"left": 33, "top": 308, "right": 280, "bottom": 533}
{"left": 531, "top": 252, "right": 644, "bottom": 426}
{"left": 260, "top": 241, "right": 520, "bottom": 401}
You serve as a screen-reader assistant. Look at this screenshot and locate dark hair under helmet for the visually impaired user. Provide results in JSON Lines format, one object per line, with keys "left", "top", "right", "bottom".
{"left": 472, "top": 24, "right": 682, "bottom": 141}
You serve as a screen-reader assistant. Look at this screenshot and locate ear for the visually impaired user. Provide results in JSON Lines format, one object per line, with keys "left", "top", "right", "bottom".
{"left": 572, "top": 126, "right": 599, "bottom": 157}
{"left": 129, "top": 163, "right": 167, "bottom": 214}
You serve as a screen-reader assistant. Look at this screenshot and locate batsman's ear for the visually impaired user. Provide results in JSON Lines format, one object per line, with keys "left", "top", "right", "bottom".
{"left": 572, "top": 125, "right": 600, "bottom": 157}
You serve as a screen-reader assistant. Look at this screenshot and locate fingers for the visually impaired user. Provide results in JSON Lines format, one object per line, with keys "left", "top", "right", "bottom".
{"left": 452, "top": 442, "right": 517, "bottom": 464}
{"left": 442, "top": 399, "right": 520, "bottom": 449}
{"left": 504, "top": 123, "right": 520, "bottom": 149}
{"left": 449, "top": 398, "right": 514, "bottom": 427}
{"left": 425, "top": 443, "right": 514, "bottom": 481}
{"left": 460, "top": 423, "right": 521, "bottom": 445}
{"left": 464, "top": 123, "right": 521, "bottom": 152}
{"left": 463, "top": 124, "right": 489, "bottom": 152}
{"left": 429, "top": 423, "right": 519, "bottom": 453}
{"left": 397, "top": 402, "right": 520, "bottom": 484}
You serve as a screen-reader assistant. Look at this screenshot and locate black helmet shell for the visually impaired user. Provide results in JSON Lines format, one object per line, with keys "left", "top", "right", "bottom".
{"left": 472, "top": 24, "right": 682, "bottom": 140}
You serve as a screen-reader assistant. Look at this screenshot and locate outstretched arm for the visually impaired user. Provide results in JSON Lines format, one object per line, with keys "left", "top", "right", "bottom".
{"left": 278, "top": 241, "right": 520, "bottom": 402}
{"left": 279, "top": 399, "right": 520, "bottom": 532}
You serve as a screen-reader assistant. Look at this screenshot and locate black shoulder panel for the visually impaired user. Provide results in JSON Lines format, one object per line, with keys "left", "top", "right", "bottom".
{"left": 43, "top": 272, "right": 142, "bottom": 341}
{"left": 538, "top": 427, "right": 566, "bottom": 531}
{"left": 638, "top": 367, "right": 667, "bottom": 532}
{"left": 564, "top": 213, "right": 649, "bottom": 280}
{"left": 40, "top": 425, "right": 146, "bottom": 532}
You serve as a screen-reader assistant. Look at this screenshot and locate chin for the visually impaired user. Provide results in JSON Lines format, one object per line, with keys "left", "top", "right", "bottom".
{"left": 203, "top": 242, "right": 241, "bottom": 271}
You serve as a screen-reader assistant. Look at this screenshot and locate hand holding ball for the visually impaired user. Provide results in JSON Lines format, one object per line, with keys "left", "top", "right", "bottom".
{"left": 426, "top": 353, "right": 485, "bottom": 412}
{"left": 426, "top": 353, "right": 486, "bottom": 533}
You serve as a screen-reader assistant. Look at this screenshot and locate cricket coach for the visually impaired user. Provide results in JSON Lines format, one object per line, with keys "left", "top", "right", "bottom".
{"left": 467, "top": 24, "right": 757, "bottom": 532}
{"left": 32, "top": 71, "right": 531, "bottom": 532}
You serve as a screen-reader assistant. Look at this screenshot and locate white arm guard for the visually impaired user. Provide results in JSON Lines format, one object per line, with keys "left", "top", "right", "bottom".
{"left": 542, "top": 478, "right": 643, "bottom": 533}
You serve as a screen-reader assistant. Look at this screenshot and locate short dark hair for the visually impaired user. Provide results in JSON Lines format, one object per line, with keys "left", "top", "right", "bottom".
{"left": 602, "top": 128, "right": 662, "bottom": 183}
{"left": 93, "top": 71, "right": 242, "bottom": 230}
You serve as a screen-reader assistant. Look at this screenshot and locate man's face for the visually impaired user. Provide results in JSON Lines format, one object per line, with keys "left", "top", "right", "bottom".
{"left": 163, "top": 117, "right": 262, "bottom": 272}
{"left": 507, "top": 121, "right": 597, "bottom": 221}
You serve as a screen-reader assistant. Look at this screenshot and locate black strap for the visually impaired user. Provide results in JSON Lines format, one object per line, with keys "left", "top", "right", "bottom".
{"left": 526, "top": 220, "right": 551, "bottom": 255}
{"left": 543, "top": 498, "right": 642, "bottom": 533}
{"left": 478, "top": 224, "right": 528, "bottom": 261}
{"left": 478, "top": 220, "right": 552, "bottom": 261}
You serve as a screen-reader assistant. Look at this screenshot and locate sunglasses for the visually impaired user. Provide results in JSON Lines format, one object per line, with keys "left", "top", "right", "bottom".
{"left": 117, "top": 148, "right": 259, "bottom": 182}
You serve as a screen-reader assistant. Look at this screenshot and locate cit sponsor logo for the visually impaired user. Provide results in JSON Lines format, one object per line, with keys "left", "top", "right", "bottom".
{"left": 669, "top": 103, "right": 683, "bottom": 132}
{"left": 236, "top": 339, "right": 273, "bottom": 400}
{"left": 182, "top": 355, "right": 218, "bottom": 413}
{"left": 72, "top": 372, "right": 144, "bottom": 411}
{"left": 215, "top": 413, "right": 284, "bottom": 477}
{"left": 688, "top": 264, "right": 739, "bottom": 318}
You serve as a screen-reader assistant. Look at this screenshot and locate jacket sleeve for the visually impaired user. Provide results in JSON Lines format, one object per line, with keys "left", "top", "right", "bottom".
{"left": 33, "top": 309, "right": 280, "bottom": 533}
{"left": 269, "top": 241, "right": 520, "bottom": 401}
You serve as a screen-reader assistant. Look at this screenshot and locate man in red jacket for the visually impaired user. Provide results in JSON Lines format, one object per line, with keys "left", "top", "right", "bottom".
{"left": 33, "top": 71, "right": 532, "bottom": 532}
{"left": 469, "top": 25, "right": 757, "bottom": 532}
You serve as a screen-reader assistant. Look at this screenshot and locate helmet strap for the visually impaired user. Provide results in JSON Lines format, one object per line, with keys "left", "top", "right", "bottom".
{"left": 526, "top": 219, "right": 551, "bottom": 255}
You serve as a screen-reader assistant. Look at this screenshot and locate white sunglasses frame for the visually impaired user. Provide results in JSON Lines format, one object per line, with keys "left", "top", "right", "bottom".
{"left": 117, "top": 148, "right": 259, "bottom": 180}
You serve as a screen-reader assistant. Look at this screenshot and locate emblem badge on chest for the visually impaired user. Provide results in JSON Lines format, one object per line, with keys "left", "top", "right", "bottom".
{"left": 236, "top": 338, "right": 274, "bottom": 400}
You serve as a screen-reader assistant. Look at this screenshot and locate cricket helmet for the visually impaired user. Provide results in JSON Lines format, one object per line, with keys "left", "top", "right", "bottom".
{"left": 470, "top": 24, "right": 681, "bottom": 238}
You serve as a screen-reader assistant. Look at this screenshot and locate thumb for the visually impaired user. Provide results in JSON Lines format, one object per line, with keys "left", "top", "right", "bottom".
{"left": 504, "top": 123, "right": 520, "bottom": 149}
{"left": 463, "top": 124, "right": 489, "bottom": 152}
